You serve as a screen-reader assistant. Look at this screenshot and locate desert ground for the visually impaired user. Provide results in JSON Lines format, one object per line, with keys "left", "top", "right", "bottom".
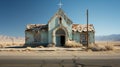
{"left": 0, "top": 40, "right": 120, "bottom": 56}
{"left": 0, "top": 40, "right": 120, "bottom": 67}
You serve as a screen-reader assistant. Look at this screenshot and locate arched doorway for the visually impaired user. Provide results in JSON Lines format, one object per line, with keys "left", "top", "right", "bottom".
{"left": 55, "top": 29, "right": 66, "bottom": 46}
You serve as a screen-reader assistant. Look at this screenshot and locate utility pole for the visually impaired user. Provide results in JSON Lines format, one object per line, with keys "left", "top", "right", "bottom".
{"left": 86, "top": 9, "right": 89, "bottom": 48}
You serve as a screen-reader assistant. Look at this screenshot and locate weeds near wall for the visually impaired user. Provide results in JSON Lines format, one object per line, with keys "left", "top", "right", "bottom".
{"left": 65, "top": 40, "right": 83, "bottom": 48}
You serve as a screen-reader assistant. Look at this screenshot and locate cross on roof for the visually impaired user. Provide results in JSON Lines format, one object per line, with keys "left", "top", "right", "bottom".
{"left": 58, "top": 0, "right": 63, "bottom": 8}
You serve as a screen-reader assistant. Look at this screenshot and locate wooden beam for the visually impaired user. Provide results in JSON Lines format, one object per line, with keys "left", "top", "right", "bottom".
{"left": 86, "top": 9, "right": 89, "bottom": 47}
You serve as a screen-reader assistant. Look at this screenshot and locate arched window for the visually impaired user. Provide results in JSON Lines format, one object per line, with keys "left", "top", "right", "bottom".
{"left": 59, "top": 17, "right": 62, "bottom": 24}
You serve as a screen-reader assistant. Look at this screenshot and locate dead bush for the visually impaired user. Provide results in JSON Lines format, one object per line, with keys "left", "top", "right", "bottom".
{"left": 105, "top": 45, "right": 114, "bottom": 50}
{"left": 25, "top": 47, "right": 32, "bottom": 51}
{"left": 65, "top": 40, "right": 82, "bottom": 48}
{"left": 88, "top": 44, "right": 103, "bottom": 51}
{"left": 47, "top": 43, "right": 55, "bottom": 47}
{"left": 88, "top": 43, "right": 114, "bottom": 51}
{"left": 37, "top": 46, "right": 44, "bottom": 48}
{"left": 0, "top": 44, "right": 4, "bottom": 48}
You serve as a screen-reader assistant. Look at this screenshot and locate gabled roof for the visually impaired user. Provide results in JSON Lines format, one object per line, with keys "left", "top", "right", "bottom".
{"left": 72, "top": 24, "right": 95, "bottom": 32}
{"left": 48, "top": 8, "right": 73, "bottom": 24}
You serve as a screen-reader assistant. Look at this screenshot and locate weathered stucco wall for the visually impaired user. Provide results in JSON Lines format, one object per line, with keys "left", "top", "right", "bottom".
{"left": 72, "top": 31, "right": 95, "bottom": 45}
{"left": 25, "top": 30, "right": 48, "bottom": 46}
{"left": 72, "top": 32, "right": 80, "bottom": 43}
{"left": 88, "top": 32, "right": 95, "bottom": 44}
{"left": 25, "top": 31, "right": 34, "bottom": 45}
{"left": 48, "top": 15, "right": 72, "bottom": 45}
{"left": 40, "top": 31, "right": 48, "bottom": 45}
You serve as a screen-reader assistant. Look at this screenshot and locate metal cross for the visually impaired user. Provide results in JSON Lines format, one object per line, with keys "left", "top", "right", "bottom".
{"left": 58, "top": 0, "right": 63, "bottom": 8}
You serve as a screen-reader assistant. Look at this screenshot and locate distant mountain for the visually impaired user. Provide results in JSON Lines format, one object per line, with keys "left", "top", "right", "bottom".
{"left": 0, "top": 35, "right": 25, "bottom": 42}
{"left": 95, "top": 34, "right": 120, "bottom": 41}
{"left": 0, "top": 34, "right": 120, "bottom": 42}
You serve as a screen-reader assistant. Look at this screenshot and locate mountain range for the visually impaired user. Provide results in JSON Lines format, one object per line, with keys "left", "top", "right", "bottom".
{"left": 0, "top": 34, "right": 120, "bottom": 42}
{"left": 95, "top": 34, "right": 120, "bottom": 41}
{"left": 0, "top": 35, "right": 24, "bottom": 42}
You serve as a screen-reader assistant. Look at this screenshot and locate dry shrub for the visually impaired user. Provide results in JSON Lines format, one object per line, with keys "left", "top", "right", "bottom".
{"left": 89, "top": 43, "right": 114, "bottom": 51}
{"left": 25, "top": 47, "right": 32, "bottom": 51}
{"left": 105, "top": 45, "right": 114, "bottom": 50}
{"left": 65, "top": 40, "right": 82, "bottom": 48}
{"left": 6, "top": 44, "right": 11, "bottom": 46}
{"left": 37, "top": 46, "right": 44, "bottom": 48}
{"left": 19, "top": 44, "right": 24, "bottom": 46}
{"left": 88, "top": 43, "right": 103, "bottom": 51}
{"left": 0, "top": 44, "right": 4, "bottom": 48}
{"left": 47, "top": 43, "right": 55, "bottom": 47}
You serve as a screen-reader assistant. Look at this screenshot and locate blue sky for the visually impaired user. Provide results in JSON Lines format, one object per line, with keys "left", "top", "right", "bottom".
{"left": 0, "top": 0, "right": 120, "bottom": 37}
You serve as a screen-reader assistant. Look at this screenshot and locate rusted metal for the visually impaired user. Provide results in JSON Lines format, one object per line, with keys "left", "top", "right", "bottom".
{"left": 72, "top": 24, "right": 94, "bottom": 32}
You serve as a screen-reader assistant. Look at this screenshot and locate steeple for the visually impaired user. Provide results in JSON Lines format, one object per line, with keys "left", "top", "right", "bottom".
{"left": 48, "top": 0, "right": 72, "bottom": 24}
{"left": 48, "top": 8, "right": 73, "bottom": 24}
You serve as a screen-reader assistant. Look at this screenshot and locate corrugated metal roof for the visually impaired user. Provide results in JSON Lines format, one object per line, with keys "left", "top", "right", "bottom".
{"left": 72, "top": 24, "right": 95, "bottom": 32}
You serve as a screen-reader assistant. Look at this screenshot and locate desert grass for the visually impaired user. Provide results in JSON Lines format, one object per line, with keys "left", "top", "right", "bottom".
{"left": 0, "top": 42, "right": 25, "bottom": 48}
{"left": 0, "top": 35, "right": 25, "bottom": 48}
{"left": 65, "top": 40, "right": 83, "bottom": 48}
{"left": 88, "top": 41, "right": 117, "bottom": 51}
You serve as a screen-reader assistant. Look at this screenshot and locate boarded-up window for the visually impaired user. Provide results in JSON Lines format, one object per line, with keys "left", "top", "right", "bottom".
{"left": 80, "top": 33, "right": 87, "bottom": 44}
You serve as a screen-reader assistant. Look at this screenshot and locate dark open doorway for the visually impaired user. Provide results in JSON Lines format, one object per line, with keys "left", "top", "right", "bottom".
{"left": 60, "top": 36, "right": 65, "bottom": 46}
{"left": 55, "top": 28, "right": 66, "bottom": 46}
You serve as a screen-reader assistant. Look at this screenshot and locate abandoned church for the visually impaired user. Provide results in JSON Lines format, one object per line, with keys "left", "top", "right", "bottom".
{"left": 25, "top": 8, "right": 95, "bottom": 47}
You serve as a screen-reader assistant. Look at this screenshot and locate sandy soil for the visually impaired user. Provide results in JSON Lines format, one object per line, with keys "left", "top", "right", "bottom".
{"left": 0, "top": 49, "right": 120, "bottom": 57}
{"left": 0, "top": 41, "right": 120, "bottom": 57}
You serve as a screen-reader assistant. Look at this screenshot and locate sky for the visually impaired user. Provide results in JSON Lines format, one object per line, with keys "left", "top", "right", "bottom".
{"left": 0, "top": 0, "right": 120, "bottom": 37}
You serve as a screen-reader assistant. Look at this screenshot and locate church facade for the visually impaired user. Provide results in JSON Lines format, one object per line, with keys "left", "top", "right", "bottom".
{"left": 25, "top": 8, "right": 95, "bottom": 47}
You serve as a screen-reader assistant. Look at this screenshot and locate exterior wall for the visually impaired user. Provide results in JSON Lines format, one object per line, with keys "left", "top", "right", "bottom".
{"left": 48, "top": 16, "right": 58, "bottom": 44}
{"left": 62, "top": 17, "right": 72, "bottom": 40}
{"left": 25, "top": 30, "right": 48, "bottom": 46}
{"left": 88, "top": 32, "right": 95, "bottom": 44}
{"left": 72, "top": 32, "right": 80, "bottom": 43}
{"left": 72, "top": 31, "right": 95, "bottom": 45}
{"left": 48, "top": 16, "right": 72, "bottom": 45}
{"left": 40, "top": 31, "right": 48, "bottom": 46}
{"left": 25, "top": 31, "right": 34, "bottom": 46}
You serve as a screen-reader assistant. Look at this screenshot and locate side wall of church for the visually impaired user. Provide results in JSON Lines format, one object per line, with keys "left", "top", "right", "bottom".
{"left": 72, "top": 31, "right": 95, "bottom": 45}
{"left": 25, "top": 30, "right": 48, "bottom": 46}
{"left": 25, "top": 31, "right": 34, "bottom": 46}
{"left": 72, "top": 32, "right": 81, "bottom": 43}
{"left": 40, "top": 31, "right": 48, "bottom": 45}
{"left": 88, "top": 31, "right": 95, "bottom": 44}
